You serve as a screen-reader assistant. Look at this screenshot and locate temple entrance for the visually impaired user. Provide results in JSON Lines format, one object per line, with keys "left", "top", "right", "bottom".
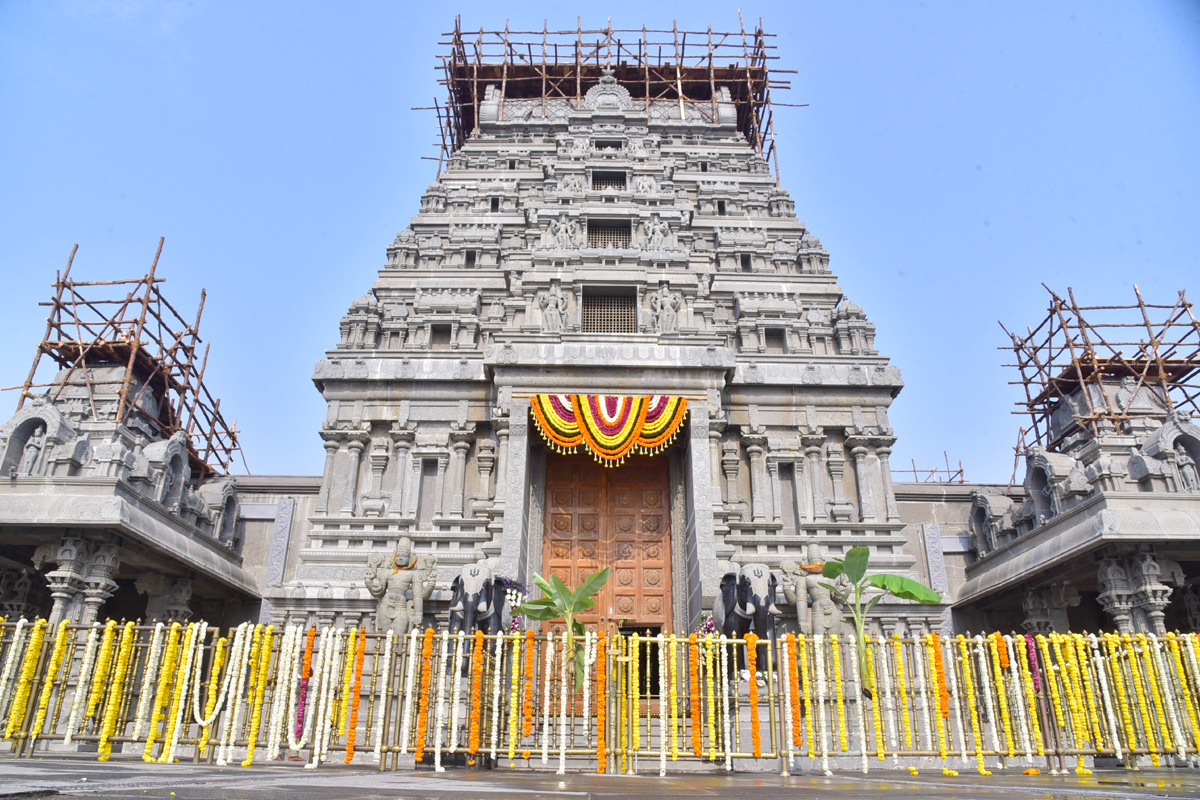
{"left": 542, "top": 453, "right": 672, "bottom": 632}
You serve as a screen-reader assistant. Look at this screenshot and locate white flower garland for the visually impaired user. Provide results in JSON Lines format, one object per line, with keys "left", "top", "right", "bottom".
{"left": 541, "top": 631, "right": 554, "bottom": 764}
{"left": 128, "top": 622, "right": 164, "bottom": 741}
{"left": 371, "top": 631, "right": 394, "bottom": 762}
{"left": 489, "top": 631, "right": 504, "bottom": 759}
{"left": 62, "top": 621, "right": 98, "bottom": 747}
{"left": 657, "top": 632, "right": 667, "bottom": 776}
{"left": 719, "top": 635, "right": 731, "bottom": 772}
{"left": 814, "top": 633, "right": 831, "bottom": 775}
{"left": 909, "top": 632, "right": 934, "bottom": 759}
{"left": 942, "top": 637, "right": 968, "bottom": 765}
{"left": 877, "top": 634, "right": 898, "bottom": 766}
{"left": 849, "top": 634, "right": 867, "bottom": 773}
{"left": 972, "top": 635, "right": 1001, "bottom": 757}
{"left": 1005, "top": 635, "right": 1034, "bottom": 763}
{"left": 307, "top": 627, "right": 344, "bottom": 768}
{"left": 433, "top": 630, "right": 450, "bottom": 772}
{"left": 290, "top": 627, "right": 327, "bottom": 752}
{"left": 581, "top": 631, "right": 594, "bottom": 752}
{"left": 1150, "top": 634, "right": 1187, "bottom": 761}
{"left": 264, "top": 624, "right": 299, "bottom": 761}
{"left": 448, "top": 630, "right": 465, "bottom": 753}
{"left": 399, "top": 629, "right": 419, "bottom": 755}
{"left": 217, "top": 623, "right": 258, "bottom": 766}
{"left": 1087, "top": 633, "right": 1121, "bottom": 761}
{"left": 0, "top": 619, "right": 30, "bottom": 726}
{"left": 160, "top": 622, "right": 205, "bottom": 763}
{"left": 557, "top": 633, "right": 569, "bottom": 775}
{"left": 1182, "top": 635, "right": 1200, "bottom": 760}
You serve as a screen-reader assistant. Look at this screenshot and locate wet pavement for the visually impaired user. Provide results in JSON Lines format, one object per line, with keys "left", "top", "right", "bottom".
{"left": 2, "top": 757, "right": 1200, "bottom": 800}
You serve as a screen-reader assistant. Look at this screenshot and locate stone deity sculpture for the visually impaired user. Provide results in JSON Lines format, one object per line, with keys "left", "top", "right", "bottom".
{"left": 19, "top": 423, "right": 46, "bottom": 476}
{"left": 650, "top": 285, "right": 681, "bottom": 334}
{"left": 781, "top": 539, "right": 845, "bottom": 635}
{"left": 540, "top": 285, "right": 566, "bottom": 332}
{"left": 365, "top": 536, "right": 437, "bottom": 637}
{"left": 1176, "top": 442, "right": 1199, "bottom": 493}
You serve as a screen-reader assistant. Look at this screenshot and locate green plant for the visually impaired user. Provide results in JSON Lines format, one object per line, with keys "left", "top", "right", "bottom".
{"left": 821, "top": 546, "right": 941, "bottom": 675}
{"left": 515, "top": 567, "right": 610, "bottom": 688}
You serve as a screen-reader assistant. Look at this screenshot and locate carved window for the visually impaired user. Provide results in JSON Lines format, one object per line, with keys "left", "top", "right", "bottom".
{"left": 587, "top": 219, "right": 631, "bottom": 249}
{"left": 741, "top": 253, "right": 753, "bottom": 272}
{"left": 490, "top": 197, "right": 500, "bottom": 212}
{"left": 581, "top": 287, "right": 636, "bottom": 334}
{"left": 430, "top": 324, "right": 453, "bottom": 350}
{"left": 717, "top": 199, "right": 727, "bottom": 216}
{"left": 592, "top": 171, "right": 626, "bottom": 191}
{"left": 464, "top": 250, "right": 476, "bottom": 268}
{"left": 700, "top": 162, "right": 709, "bottom": 173}
{"left": 764, "top": 328, "right": 787, "bottom": 354}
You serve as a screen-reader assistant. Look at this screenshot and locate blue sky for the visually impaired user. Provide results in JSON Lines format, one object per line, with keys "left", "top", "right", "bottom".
{"left": 1, "top": 1, "right": 1197, "bottom": 482}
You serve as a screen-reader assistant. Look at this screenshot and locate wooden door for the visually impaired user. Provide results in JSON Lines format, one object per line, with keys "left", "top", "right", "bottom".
{"left": 543, "top": 454, "right": 672, "bottom": 631}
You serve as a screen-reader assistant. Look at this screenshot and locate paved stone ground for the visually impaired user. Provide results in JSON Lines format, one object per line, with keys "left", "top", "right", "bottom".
{"left": 2, "top": 758, "right": 1200, "bottom": 800}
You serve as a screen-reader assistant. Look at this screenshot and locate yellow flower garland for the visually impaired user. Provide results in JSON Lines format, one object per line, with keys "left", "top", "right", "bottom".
{"left": 986, "top": 633, "right": 1015, "bottom": 758}
{"left": 956, "top": 635, "right": 990, "bottom": 775}
{"left": 159, "top": 622, "right": 199, "bottom": 763}
{"left": 924, "top": 635, "right": 955, "bottom": 775}
{"left": 506, "top": 632, "right": 520, "bottom": 765}
{"left": 86, "top": 620, "right": 117, "bottom": 719}
{"left": 337, "top": 627, "right": 358, "bottom": 736}
{"left": 1036, "top": 635, "right": 1066, "bottom": 731}
{"left": 198, "top": 636, "right": 229, "bottom": 755}
{"left": 143, "top": 622, "right": 182, "bottom": 761}
{"left": 668, "top": 634, "right": 679, "bottom": 760}
{"left": 1136, "top": 634, "right": 1172, "bottom": 753}
{"left": 1104, "top": 634, "right": 1137, "bottom": 758}
{"left": 97, "top": 622, "right": 136, "bottom": 761}
{"left": 631, "top": 633, "right": 640, "bottom": 751}
{"left": 1123, "top": 633, "right": 1159, "bottom": 764}
{"left": 866, "top": 638, "right": 884, "bottom": 761}
{"left": 4, "top": 618, "right": 46, "bottom": 740}
{"left": 619, "top": 635, "right": 627, "bottom": 773}
{"left": 704, "top": 634, "right": 716, "bottom": 762}
{"left": 1073, "top": 635, "right": 1105, "bottom": 749}
{"left": 240, "top": 625, "right": 275, "bottom": 767}
{"left": 830, "top": 634, "right": 848, "bottom": 751}
{"left": 893, "top": 634, "right": 913, "bottom": 750}
{"left": 30, "top": 620, "right": 71, "bottom": 740}
{"left": 1166, "top": 634, "right": 1200, "bottom": 756}
{"left": 1014, "top": 635, "right": 1044, "bottom": 757}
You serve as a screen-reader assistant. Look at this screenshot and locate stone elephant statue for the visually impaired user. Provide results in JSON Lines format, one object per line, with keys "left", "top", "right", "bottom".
{"left": 448, "top": 561, "right": 506, "bottom": 636}
{"left": 713, "top": 562, "right": 781, "bottom": 673}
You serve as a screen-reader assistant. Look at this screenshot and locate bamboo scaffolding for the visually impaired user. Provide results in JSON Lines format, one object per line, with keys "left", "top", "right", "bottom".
{"left": 7, "top": 241, "right": 245, "bottom": 479}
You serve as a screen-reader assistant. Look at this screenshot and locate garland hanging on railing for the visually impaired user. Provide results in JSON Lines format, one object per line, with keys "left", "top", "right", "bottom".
{"left": 530, "top": 394, "right": 687, "bottom": 466}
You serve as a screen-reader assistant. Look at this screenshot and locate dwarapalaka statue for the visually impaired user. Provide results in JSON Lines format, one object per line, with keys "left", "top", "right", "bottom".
{"left": 365, "top": 536, "right": 437, "bottom": 637}
{"left": 781, "top": 539, "right": 846, "bottom": 636}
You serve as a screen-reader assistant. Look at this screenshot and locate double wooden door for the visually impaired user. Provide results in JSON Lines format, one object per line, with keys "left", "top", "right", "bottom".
{"left": 542, "top": 454, "right": 672, "bottom": 631}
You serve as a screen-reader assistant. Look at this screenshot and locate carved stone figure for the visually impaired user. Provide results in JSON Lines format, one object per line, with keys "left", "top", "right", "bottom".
{"left": 633, "top": 175, "right": 656, "bottom": 194}
{"left": 448, "top": 560, "right": 505, "bottom": 635}
{"left": 19, "top": 423, "right": 45, "bottom": 476}
{"left": 1176, "top": 442, "right": 1199, "bottom": 493}
{"left": 646, "top": 216, "right": 670, "bottom": 250}
{"left": 365, "top": 537, "right": 436, "bottom": 637}
{"left": 782, "top": 540, "right": 845, "bottom": 635}
{"left": 560, "top": 174, "right": 584, "bottom": 194}
{"left": 697, "top": 273, "right": 711, "bottom": 298}
{"left": 539, "top": 285, "right": 566, "bottom": 333}
{"left": 551, "top": 218, "right": 577, "bottom": 250}
{"left": 713, "top": 561, "right": 781, "bottom": 642}
{"left": 650, "top": 285, "right": 681, "bottom": 334}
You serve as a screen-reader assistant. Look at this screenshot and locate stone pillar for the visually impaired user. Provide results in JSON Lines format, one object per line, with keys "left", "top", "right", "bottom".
{"left": 405, "top": 453, "right": 424, "bottom": 518}
{"left": 708, "top": 424, "right": 725, "bottom": 508}
{"left": 851, "top": 446, "right": 875, "bottom": 522}
{"left": 767, "top": 458, "right": 783, "bottom": 522}
{"left": 390, "top": 429, "right": 414, "bottom": 515}
{"left": 794, "top": 454, "right": 812, "bottom": 523}
{"left": 825, "top": 444, "right": 855, "bottom": 523}
{"left": 1097, "top": 555, "right": 1135, "bottom": 634}
{"left": 449, "top": 431, "right": 473, "bottom": 518}
{"left": 1130, "top": 549, "right": 1173, "bottom": 634}
{"left": 80, "top": 543, "right": 119, "bottom": 626}
{"left": 744, "top": 434, "right": 768, "bottom": 522}
{"left": 360, "top": 438, "right": 391, "bottom": 517}
{"left": 340, "top": 439, "right": 365, "bottom": 516}
{"left": 687, "top": 406, "right": 721, "bottom": 607}
{"left": 433, "top": 452, "right": 449, "bottom": 518}
{"left": 36, "top": 537, "right": 87, "bottom": 626}
{"left": 315, "top": 437, "right": 339, "bottom": 514}
{"left": 721, "top": 442, "right": 740, "bottom": 512}
{"left": 477, "top": 438, "right": 496, "bottom": 500}
{"left": 805, "top": 445, "right": 823, "bottom": 523}
{"left": 493, "top": 419, "right": 510, "bottom": 509}
{"left": 499, "top": 414, "right": 530, "bottom": 580}
{"left": 876, "top": 446, "right": 901, "bottom": 522}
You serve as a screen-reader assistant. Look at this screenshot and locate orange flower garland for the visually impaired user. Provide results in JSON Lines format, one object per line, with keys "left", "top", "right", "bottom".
{"left": 993, "top": 633, "right": 1009, "bottom": 669}
{"left": 688, "top": 633, "right": 702, "bottom": 757}
{"left": 931, "top": 633, "right": 949, "bottom": 718}
{"left": 344, "top": 628, "right": 367, "bottom": 763}
{"left": 787, "top": 633, "right": 803, "bottom": 748}
{"left": 468, "top": 630, "right": 484, "bottom": 754}
{"left": 523, "top": 629, "right": 535, "bottom": 737}
{"left": 413, "top": 628, "right": 434, "bottom": 763}
{"left": 596, "top": 634, "right": 607, "bottom": 774}
{"left": 745, "top": 632, "right": 761, "bottom": 758}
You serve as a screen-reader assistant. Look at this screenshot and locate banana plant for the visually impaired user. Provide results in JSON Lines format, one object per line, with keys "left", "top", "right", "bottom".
{"left": 821, "top": 546, "right": 942, "bottom": 677}
{"left": 515, "top": 567, "right": 610, "bottom": 688}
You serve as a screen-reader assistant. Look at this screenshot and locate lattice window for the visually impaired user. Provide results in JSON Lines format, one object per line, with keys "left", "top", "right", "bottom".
{"left": 582, "top": 289, "right": 637, "bottom": 334}
{"left": 592, "top": 171, "right": 626, "bottom": 190}
{"left": 587, "top": 220, "right": 631, "bottom": 249}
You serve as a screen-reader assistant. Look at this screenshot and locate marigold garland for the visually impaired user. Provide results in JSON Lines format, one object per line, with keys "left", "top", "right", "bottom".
{"left": 745, "top": 631, "right": 761, "bottom": 757}
{"left": 956, "top": 635, "right": 991, "bottom": 775}
{"left": 688, "top": 633, "right": 702, "bottom": 757}
{"left": 0, "top": 620, "right": 31, "bottom": 728}
{"left": 1014, "top": 633, "right": 1044, "bottom": 757}
{"left": 344, "top": 627, "right": 366, "bottom": 763}
{"left": 529, "top": 394, "right": 688, "bottom": 466}
{"left": 931, "top": 632, "right": 950, "bottom": 718}
{"left": 4, "top": 619, "right": 46, "bottom": 740}
{"left": 830, "top": 634, "right": 848, "bottom": 751}
{"left": 337, "top": 627, "right": 359, "bottom": 736}
{"left": 1104, "top": 634, "right": 1137, "bottom": 761}
{"left": 668, "top": 634, "right": 679, "bottom": 760}
{"left": 704, "top": 634, "right": 717, "bottom": 762}
{"left": 296, "top": 626, "right": 316, "bottom": 739}
{"left": 1166, "top": 634, "right": 1200, "bottom": 761}
{"left": 893, "top": 634, "right": 913, "bottom": 748}
{"left": 866, "top": 639, "right": 884, "bottom": 762}
{"left": 97, "top": 621, "right": 137, "bottom": 761}
{"left": 630, "top": 633, "right": 640, "bottom": 753}
{"left": 787, "top": 634, "right": 804, "bottom": 749}
{"left": 596, "top": 633, "right": 608, "bottom": 774}
{"left": 923, "top": 635, "right": 952, "bottom": 774}
{"left": 523, "top": 629, "right": 535, "bottom": 737}
{"left": 509, "top": 631, "right": 523, "bottom": 765}
{"left": 161, "top": 622, "right": 205, "bottom": 764}
{"left": 86, "top": 619, "right": 117, "bottom": 719}
{"left": 1137, "top": 634, "right": 1172, "bottom": 755}
{"left": 197, "top": 634, "right": 229, "bottom": 755}
{"left": 798, "top": 633, "right": 815, "bottom": 759}
{"left": 30, "top": 620, "right": 71, "bottom": 741}
{"left": 1122, "top": 633, "right": 1159, "bottom": 765}
{"left": 986, "top": 634, "right": 1015, "bottom": 759}
{"left": 468, "top": 630, "right": 484, "bottom": 754}
{"left": 414, "top": 628, "right": 435, "bottom": 763}
{"left": 143, "top": 622, "right": 181, "bottom": 761}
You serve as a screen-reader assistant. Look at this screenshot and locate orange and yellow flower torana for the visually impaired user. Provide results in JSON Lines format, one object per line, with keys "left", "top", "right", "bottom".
{"left": 530, "top": 395, "right": 687, "bottom": 465}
